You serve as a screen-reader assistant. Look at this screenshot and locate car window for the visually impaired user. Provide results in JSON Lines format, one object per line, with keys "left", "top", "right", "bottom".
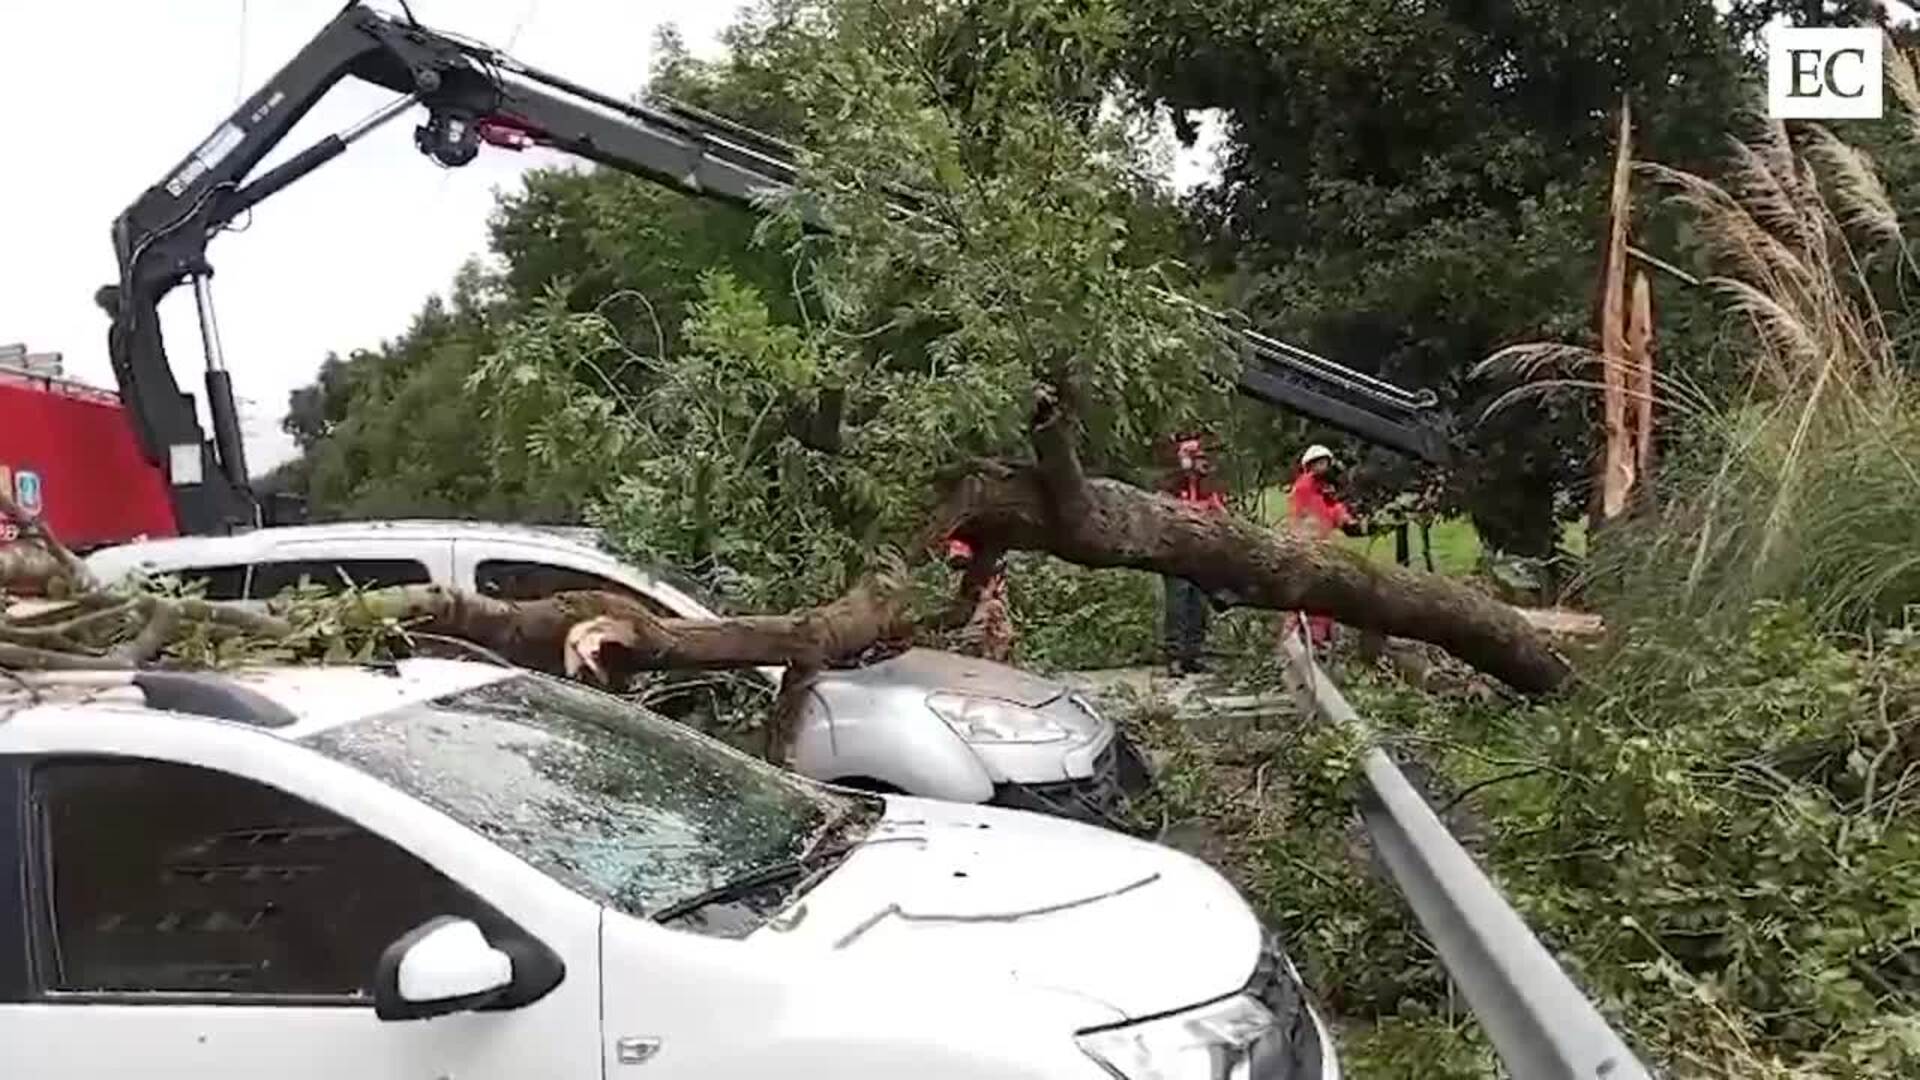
{"left": 29, "top": 758, "right": 508, "bottom": 1000}
{"left": 249, "top": 558, "right": 430, "bottom": 598}
{"left": 161, "top": 563, "right": 250, "bottom": 601}
{"left": 474, "top": 558, "right": 675, "bottom": 617}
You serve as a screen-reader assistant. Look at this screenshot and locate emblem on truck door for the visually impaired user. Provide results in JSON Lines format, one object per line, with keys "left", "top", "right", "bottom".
{"left": 13, "top": 469, "right": 42, "bottom": 516}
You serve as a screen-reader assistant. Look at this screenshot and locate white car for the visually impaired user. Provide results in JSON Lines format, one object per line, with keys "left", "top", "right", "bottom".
{"left": 0, "top": 659, "right": 1337, "bottom": 1078}
{"left": 85, "top": 521, "right": 1148, "bottom": 827}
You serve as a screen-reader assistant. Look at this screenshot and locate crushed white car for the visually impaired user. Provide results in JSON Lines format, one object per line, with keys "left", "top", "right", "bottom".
{"left": 85, "top": 521, "right": 1149, "bottom": 827}
{"left": 0, "top": 659, "right": 1338, "bottom": 1078}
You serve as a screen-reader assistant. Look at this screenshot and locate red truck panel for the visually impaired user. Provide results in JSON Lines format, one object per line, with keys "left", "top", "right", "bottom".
{"left": 0, "top": 372, "right": 177, "bottom": 549}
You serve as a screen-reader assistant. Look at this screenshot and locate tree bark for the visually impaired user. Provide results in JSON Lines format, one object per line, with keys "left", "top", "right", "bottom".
{"left": 936, "top": 464, "right": 1570, "bottom": 694}
{"left": 1, "top": 489, "right": 90, "bottom": 597}
{"left": 1, "top": 545, "right": 73, "bottom": 598}
{"left": 356, "top": 580, "right": 912, "bottom": 682}
{"left": 1594, "top": 95, "right": 1637, "bottom": 528}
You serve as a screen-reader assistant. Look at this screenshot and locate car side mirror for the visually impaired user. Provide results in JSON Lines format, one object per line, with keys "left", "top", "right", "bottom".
{"left": 374, "top": 916, "right": 514, "bottom": 1021}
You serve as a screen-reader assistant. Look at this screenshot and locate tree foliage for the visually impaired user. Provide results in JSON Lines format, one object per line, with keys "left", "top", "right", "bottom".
{"left": 291, "top": 0, "right": 1237, "bottom": 604}
{"left": 1250, "top": 46, "right": 1920, "bottom": 1075}
{"left": 283, "top": 159, "right": 802, "bottom": 524}
{"left": 1116, "top": 0, "right": 1895, "bottom": 554}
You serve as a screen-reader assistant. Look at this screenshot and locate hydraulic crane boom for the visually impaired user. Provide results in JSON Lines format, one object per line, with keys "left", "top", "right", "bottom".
{"left": 104, "top": 2, "right": 1446, "bottom": 537}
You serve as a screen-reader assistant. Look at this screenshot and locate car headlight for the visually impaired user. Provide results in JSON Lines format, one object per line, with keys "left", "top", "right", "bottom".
{"left": 1076, "top": 994, "right": 1275, "bottom": 1080}
{"left": 926, "top": 692, "right": 1070, "bottom": 744}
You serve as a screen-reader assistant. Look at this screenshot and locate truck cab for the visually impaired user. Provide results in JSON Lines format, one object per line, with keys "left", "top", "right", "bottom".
{"left": 0, "top": 352, "right": 176, "bottom": 551}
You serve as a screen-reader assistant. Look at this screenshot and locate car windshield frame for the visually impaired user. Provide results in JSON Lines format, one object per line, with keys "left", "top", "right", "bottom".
{"left": 304, "top": 672, "right": 859, "bottom": 922}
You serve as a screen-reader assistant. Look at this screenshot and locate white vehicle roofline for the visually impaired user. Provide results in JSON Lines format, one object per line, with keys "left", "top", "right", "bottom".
{"left": 3, "top": 658, "right": 521, "bottom": 742}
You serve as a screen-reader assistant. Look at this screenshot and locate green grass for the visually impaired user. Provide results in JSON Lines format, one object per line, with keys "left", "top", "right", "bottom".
{"left": 1339, "top": 518, "right": 1481, "bottom": 575}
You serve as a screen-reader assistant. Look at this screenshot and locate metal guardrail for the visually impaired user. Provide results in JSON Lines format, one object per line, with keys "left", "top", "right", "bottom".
{"left": 1279, "top": 633, "right": 1653, "bottom": 1080}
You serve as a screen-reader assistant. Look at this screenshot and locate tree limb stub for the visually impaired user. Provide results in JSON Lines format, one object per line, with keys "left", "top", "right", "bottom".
{"left": 940, "top": 464, "right": 1572, "bottom": 694}
{"left": 1030, "top": 386, "right": 1092, "bottom": 524}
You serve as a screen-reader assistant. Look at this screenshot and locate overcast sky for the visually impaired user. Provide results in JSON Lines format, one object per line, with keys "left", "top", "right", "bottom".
{"left": 0, "top": 0, "right": 756, "bottom": 470}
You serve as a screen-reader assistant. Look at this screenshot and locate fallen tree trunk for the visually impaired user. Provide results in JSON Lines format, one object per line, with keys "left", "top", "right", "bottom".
{"left": 4, "top": 493, "right": 1565, "bottom": 699}
{"left": 935, "top": 463, "right": 1571, "bottom": 694}
{"left": 4, "top": 424, "right": 1566, "bottom": 723}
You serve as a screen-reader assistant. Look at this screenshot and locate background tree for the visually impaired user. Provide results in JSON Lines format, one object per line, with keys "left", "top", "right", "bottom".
{"left": 1115, "top": 0, "right": 1893, "bottom": 556}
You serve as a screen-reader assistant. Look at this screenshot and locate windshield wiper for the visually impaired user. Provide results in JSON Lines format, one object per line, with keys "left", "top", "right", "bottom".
{"left": 649, "top": 842, "right": 860, "bottom": 925}
{"left": 651, "top": 798, "right": 891, "bottom": 926}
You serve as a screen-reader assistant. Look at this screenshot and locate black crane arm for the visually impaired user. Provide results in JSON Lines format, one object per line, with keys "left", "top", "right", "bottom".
{"left": 106, "top": 2, "right": 1443, "bottom": 536}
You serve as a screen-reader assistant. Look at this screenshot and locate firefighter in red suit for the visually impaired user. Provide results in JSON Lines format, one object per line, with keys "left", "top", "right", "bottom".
{"left": 1288, "top": 444, "right": 1361, "bottom": 646}
{"left": 1163, "top": 436, "right": 1227, "bottom": 675}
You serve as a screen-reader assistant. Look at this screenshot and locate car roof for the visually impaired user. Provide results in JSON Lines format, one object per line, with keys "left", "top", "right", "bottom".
{"left": 84, "top": 520, "right": 735, "bottom": 615}
{"left": 4, "top": 658, "right": 518, "bottom": 742}
{"left": 85, "top": 519, "right": 609, "bottom": 568}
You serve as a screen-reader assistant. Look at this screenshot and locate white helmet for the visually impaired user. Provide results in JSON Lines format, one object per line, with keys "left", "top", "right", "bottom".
{"left": 1300, "top": 444, "right": 1335, "bottom": 467}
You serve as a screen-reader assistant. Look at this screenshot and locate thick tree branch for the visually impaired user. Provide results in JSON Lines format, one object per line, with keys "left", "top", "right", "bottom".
{"left": 176, "top": 597, "right": 296, "bottom": 638}
{"left": 350, "top": 582, "right": 912, "bottom": 763}
{"left": 769, "top": 664, "right": 822, "bottom": 763}
{"left": 0, "top": 546, "right": 72, "bottom": 598}
{"left": 114, "top": 603, "right": 180, "bottom": 664}
{"left": 353, "top": 579, "right": 913, "bottom": 682}
{"left": 937, "top": 464, "right": 1571, "bottom": 693}
{"left": 0, "top": 599, "right": 140, "bottom": 647}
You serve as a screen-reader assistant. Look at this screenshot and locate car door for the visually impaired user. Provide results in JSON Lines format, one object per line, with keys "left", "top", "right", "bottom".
{"left": 0, "top": 749, "right": 602, "bottom": 1080}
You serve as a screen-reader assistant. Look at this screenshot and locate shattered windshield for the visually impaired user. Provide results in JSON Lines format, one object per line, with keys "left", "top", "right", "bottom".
{"left": 306, "top": 674, "right": 850, "bottom": 918}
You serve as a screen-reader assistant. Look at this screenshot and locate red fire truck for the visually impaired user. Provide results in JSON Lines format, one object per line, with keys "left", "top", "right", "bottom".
{"left": 0, "top": 355, "right": 177, "bottom": 550}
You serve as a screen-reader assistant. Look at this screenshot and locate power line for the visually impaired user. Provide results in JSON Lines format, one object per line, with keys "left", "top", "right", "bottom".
{"left": 234, "top": 0, "right": 249, "bottom": 105}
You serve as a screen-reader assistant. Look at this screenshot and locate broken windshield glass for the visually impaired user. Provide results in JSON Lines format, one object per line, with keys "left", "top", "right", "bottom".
{"left": 306, "top": 674, "right": 854, "bottom": 919}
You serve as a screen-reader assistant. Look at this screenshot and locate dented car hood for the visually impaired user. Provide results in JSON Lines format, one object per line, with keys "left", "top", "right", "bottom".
{"left": 751, "top": 795, "right": 1262, "bottom": 1023}
{"left": 829, "top": 647, "right": 1067, "bottom": 709}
